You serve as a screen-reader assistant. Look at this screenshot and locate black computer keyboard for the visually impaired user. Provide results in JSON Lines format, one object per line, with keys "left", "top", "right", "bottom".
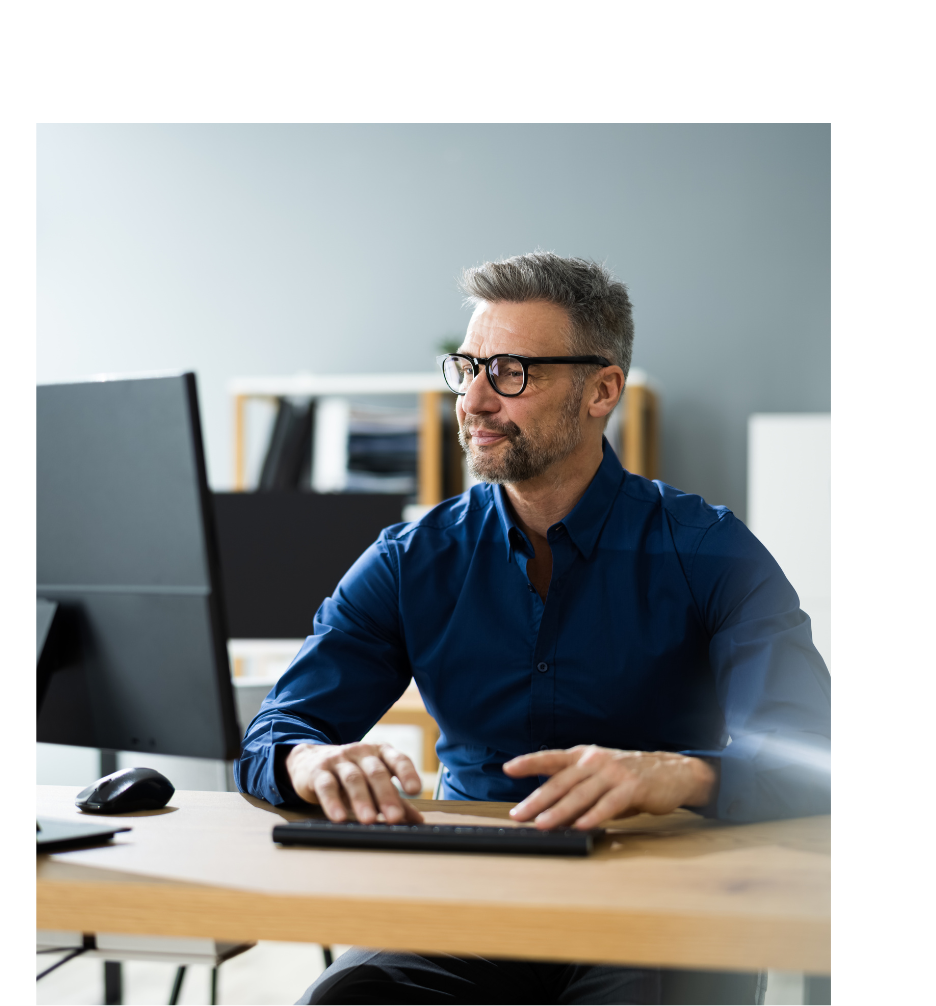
{"left": 272, "top": 819, "right": 603, "bottom": 856}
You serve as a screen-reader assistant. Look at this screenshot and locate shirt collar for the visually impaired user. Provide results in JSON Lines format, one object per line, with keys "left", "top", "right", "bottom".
{"left": 492, "top": 480, "right": 524, "bottom": 561}
{"left": 492, "top": 438, "right": 625, "bottom": 561}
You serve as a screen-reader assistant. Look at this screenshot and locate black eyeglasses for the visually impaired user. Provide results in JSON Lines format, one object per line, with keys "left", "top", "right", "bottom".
{"left": 437, "top": 353, "right": 611, "bottom": 398}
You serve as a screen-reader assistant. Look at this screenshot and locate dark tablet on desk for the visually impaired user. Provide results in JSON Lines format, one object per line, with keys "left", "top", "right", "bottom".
{"left": 37, "top": 817, "right": 131, "bottom": 853}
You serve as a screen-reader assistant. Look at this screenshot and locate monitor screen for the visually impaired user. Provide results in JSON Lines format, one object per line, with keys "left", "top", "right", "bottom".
{"left": 37, "top": 373, "right": 241, "bottom": 760}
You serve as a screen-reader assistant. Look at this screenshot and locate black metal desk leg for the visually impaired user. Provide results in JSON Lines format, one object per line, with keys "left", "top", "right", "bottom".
{"left": 104, "top": 961, "right": 122, "bottom": 1005}
{"left": 100, "top": 753, "right": 121, "bottom": 1006}
{"left": 169, "top": 965, "right": 186, "bottom": 1005}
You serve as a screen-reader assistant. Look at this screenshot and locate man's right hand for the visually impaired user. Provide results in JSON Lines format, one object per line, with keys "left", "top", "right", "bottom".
{"left": 285, "top": 742, "right": 424, "bottom": 824}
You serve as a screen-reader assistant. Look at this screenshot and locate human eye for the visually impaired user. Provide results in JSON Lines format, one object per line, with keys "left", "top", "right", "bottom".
{"left": 489, "top": 356, "right": 525, "bottom": 392}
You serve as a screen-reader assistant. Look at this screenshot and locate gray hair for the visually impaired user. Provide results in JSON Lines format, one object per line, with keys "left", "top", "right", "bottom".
{"left": 458, "top": 252, "right": 634, "bottom": 381}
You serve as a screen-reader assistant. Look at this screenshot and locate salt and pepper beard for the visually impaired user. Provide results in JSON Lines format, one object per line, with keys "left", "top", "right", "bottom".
{"left": 458, "top": 383, "right": 585, "bottom": 485}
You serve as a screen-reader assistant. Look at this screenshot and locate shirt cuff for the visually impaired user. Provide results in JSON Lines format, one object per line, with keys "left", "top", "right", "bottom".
{"left": 272, "top": 743, "right": 305, "bottom": 805}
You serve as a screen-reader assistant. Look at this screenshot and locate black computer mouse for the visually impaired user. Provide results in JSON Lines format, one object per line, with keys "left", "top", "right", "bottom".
{"left": 75, "top": 767, "right": 175, "bottom": 814}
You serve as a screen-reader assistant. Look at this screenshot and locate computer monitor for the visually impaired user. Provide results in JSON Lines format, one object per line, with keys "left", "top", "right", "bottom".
{"left": 37, "top": 373, "right": 241, "bottom": 760}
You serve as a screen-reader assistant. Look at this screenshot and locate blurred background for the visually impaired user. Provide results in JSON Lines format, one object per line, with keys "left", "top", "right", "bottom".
{"left": 37, "top": 123, "right": 830, "bottom": 520}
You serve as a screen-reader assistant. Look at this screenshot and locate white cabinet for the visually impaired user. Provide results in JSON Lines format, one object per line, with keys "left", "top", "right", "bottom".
{"left": 748, "top": 413, "right": 831, "bottom": 668}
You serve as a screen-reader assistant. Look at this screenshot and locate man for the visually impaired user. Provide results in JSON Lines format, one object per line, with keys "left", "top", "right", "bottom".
{"left": 236, "top": 253, "right": 831, "bottom": 1004}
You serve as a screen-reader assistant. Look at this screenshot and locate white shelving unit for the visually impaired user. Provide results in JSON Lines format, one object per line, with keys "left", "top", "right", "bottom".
{"left": 748, "top": 413, "right": 831, "bottom": 668}
{"left": 229, "top": 366, "right": 659, "bottom": 503}
{"left": 229, "top": 372, "right": 449, "bottom": 504}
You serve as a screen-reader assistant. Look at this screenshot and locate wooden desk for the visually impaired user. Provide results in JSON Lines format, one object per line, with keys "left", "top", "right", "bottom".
{"left": 37, "top": 786, "right": 829, "bottom": 974}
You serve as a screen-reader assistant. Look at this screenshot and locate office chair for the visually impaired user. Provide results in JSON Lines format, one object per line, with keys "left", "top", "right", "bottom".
{"left": 660, "top": 967, "right": 766, "bottom": 1004}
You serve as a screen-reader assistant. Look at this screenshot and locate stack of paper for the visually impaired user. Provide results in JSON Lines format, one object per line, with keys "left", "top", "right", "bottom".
{"left": 311, "top": 398, "right": 420, "bottom": 496}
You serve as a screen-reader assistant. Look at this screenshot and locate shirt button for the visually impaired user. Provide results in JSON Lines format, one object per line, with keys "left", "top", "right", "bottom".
{"left": 537, "top": 662, "right": 548, "bottom": 673}
{"left": 539, "top": 745, "right": 549, "bottom": 751}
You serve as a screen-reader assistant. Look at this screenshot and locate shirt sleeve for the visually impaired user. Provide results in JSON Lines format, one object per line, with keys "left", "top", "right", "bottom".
{"left": 679, "top": 512, "right": 831, "bottom": 823}
{"left": 233, "top": 530, "right": 412, "bottom": 806}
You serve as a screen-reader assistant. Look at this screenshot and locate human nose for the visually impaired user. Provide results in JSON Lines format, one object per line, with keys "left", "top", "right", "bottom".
{"left": 461, "top": 364, "right": 500, "bottom": 415}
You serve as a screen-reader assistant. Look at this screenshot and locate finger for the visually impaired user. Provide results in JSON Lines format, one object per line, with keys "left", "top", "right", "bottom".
{"left": 378, "top": 744, "right": 423, "bottom": 796}
{"left": 532, "top": 775, "right": 616, "bottom": 830}
{"left": 399, "top": 797, "right": 425, "bottom": 824}
{"left": 503, "top": 749, "right": 577, "bottom": 778}
{"left": 509, "top": 761, "right": 597, "bottom": 821}
{"left": 334, "top": 760, "right": 380, "bottom": 824}
{"left": 312, "top": 770, "right": 349, "bottom": 822}
{"left": 573, "top": 786, "right": 642, "bottom": 830}
{"left": 360, "top": 754, "right": 410, "bottom": 824}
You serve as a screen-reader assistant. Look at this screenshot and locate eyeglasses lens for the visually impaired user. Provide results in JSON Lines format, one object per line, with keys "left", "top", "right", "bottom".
{"left": 489, "top": 356, "right": 524, "bottom": 395}
{"left": 443, "top": 356, "right": 474, "bottom": 394}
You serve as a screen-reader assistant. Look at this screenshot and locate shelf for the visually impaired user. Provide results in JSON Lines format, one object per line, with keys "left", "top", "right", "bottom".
{"left": 37, "top": 931, "right": 253, "bottom": 966}
{"left": 228, "top": 372, "right": 447, "bottom": 397}
{"left": 230, "top": 368, "right": 659, "bottom": 503}
{"left": 230, "top": 374, "right": 447, "bottom": 503}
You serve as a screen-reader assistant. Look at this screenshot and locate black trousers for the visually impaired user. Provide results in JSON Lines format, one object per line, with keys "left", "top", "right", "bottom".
{"left": 298, "top": 948, "right": 659, "bottom": 1004}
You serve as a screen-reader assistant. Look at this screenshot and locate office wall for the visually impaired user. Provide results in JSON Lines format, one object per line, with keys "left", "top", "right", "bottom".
{"left": 37, "top": 124, "right": 829, "bottom": 519}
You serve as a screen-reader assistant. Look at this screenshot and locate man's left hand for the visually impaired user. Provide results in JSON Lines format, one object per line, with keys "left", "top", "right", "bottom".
{"left": 503, "top": 746, "right": 718, "bottom": 830}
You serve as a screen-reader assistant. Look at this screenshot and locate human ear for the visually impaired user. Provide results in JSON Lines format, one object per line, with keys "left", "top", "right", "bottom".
{"left": 586, "top": 367, "right": 625, "bottom": 419}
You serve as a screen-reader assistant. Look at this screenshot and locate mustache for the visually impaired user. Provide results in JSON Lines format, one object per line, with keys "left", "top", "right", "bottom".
{"left": 461, "top": 418, "right": 522, "bottom": 439}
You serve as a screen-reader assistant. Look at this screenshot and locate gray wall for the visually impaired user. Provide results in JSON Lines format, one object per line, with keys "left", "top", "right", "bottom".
{"left": 37, "top": 124, "right": 829, "bottom": 519}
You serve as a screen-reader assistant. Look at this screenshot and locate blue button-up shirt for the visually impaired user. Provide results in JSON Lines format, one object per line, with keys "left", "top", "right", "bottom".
{"left": 235, "top": 441, "right": 831, "bottom": 823}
